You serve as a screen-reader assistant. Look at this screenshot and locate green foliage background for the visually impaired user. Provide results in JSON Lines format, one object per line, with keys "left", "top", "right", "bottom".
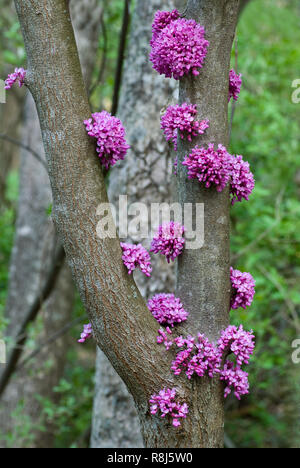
{"left": 0, "top": 0, "right": 299, "bottom": 448}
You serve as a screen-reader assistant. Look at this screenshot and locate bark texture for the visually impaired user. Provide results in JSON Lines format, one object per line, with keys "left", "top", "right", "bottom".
{"left": 174, "top": 0, "right": 239, "bottom": 447}
{"left": 91, "top": 0, "right": 184, "bottom": 449}
{"left": 14, "top": 0, "right": 239, "bottom": 448}
{"left": 0, "top": 0, "right": 103, "bottom": 448}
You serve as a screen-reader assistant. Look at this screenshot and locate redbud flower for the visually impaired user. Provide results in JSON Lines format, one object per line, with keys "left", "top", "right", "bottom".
{"left": 120, "top": 242, "right": 152, "bottom": 277}
{"left": 182, "top": 144, "right": 232, "bottom": 192}
{"left": 151, "top": 9, "right": 180, "bottom": 42}
{"left": 150, "top": 16, "right": 209, "bottom": 80}
{"left": 230, "top": 267, "right": 256, "bottom": 310}
{"left": 84, "top": 111, "right": 130, "bottom": 170}
{"left": 220, "top": 361, "right": 249, "bottom": 400}
{"left": 229, "top": 69, "right": 242, "bottom": 103}
{"left": 78, "top": 323, "right": 93, "bottom": 343}
{"left": 161, "top": 103, "right": 209, "bottom": 151}
{"left": 171, "top": 334, "right": 221, "bottom": 379}
{"left": 230, "top": 155, "right": 255, "bottom": 204}
{"left": 5, "top": 68, "right": 27, "bottom": 90}
{"left": 157, "top": 327, "right": 173, "bottom": 351}
{"left": 148, "top": 293, "right": 189, "bottom": 327}
{"left": 149, "top": 388, "right": 189, "bottom": 427}
{"left": 151, "top": 222, "right": 185, "bottom": 263}
{"left": 218, "top": 325, "right": 255, "bottom": 367}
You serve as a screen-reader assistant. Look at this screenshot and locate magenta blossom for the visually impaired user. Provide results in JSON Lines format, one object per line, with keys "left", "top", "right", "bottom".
{"left": 84, "top": 111, "right": 130, "bottom": 169}
{"left": 149, "top": 388, "right": 189, "bottom": 427}
{"left": 157, "top": 327, "right": 173, "bottom": 351}
{"left": 230, "top": 155, "right": 255, "bottom": 204}
{"left": 120, "top": 242, "right": 152, "bottom": 277}
{"left": 150, "top": 16, "right": 209, "bottom": 80}
{"left": 148, "top": 293, "right": 189, "bottom": 327}
{"left": 230, "top": 267, "right": 256, "bottom": 310}
{"left": 182, "top": 144, "right": 232, "bottom": 192}
{"left": 5, "top": 68, "right": 27, "bottom": 90}
{"left": 220, "top": 361, "right": 249, "bottom": 400}
{"left": 171, "top": 334, "right": 221, "bottom": 379}
{"left": 229, "top": 69, "right": 242, "bottom": 103}
{"left": 151, "top": 9, "right": 180, "bottom": 42}
{"left": 161, "top": 103, "right": 209, "bottom": 151}
{"left": 151, "top": 222, "right": 185, "bottom": 263}
{"left": 78, "top": 323, "right": 93, "bottom": 343}
{"left": 218, "top": 325, "right": 255, "bottom": 367}
{"left": 157, "top": 322, "right": 256, "bottom": 400}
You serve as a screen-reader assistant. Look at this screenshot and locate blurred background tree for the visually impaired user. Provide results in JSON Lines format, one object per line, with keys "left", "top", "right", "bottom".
{"left": 0, "top": 0, "right": 299, "bottom": 448}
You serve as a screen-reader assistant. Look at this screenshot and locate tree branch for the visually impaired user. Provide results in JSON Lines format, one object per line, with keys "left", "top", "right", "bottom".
{"left": 13, "top": 0, "right": 173, "bottom": 422}
{"left": 0, "top": 133, "right": 48, "bottom": 171}
{"left": 111, "top": 0, "right": 131, "bottom": 116}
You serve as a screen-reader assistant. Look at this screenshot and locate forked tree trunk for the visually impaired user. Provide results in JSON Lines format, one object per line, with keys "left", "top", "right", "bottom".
{"left": 13, "top": 0, "right": 239, "bottom": 447}
{"left": 91, "top": 0, "right": 183, "bottom": 448}
{"left": 0, "top": 0, "right": 103, "bottom": 448}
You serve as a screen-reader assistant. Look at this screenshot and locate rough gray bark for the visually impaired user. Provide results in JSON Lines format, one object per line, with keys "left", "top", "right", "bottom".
{"left": 0, "top": 0, "right": 103, "bottom": 448}
{"left": 91, "top": 0, "right": 184, "bottom": 448}
{"left": 14, "top": 0, "right": 239, "bottom": 447}
{"left": 174, "top": 0, "right": 238, "bottom": 447}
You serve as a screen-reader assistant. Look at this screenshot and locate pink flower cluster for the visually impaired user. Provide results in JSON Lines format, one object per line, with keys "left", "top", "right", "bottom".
{"left": 5, "top": 68, "right": 27, "bottom": 89}
{"left": 150, "top": 12, "right": 209, "bottom": 80}
{"left": 220, "top": 362, "right": 249, "bottom": 400}
{"left": 120, "top": 242, "right": 152, "bottom": 277}
{"left": 161, "top": 103, "right": 209, "bottom": 151}
{"left": 229, "top": 69, "right": 242, "bottom": 103}
{"left": 230, "top": 155, "right": 255, "bottom": 205}
{"left": 147, "top": 293, "right": 189, "bottom": 327}
{"left": 151, "top": 9, "right": 180, "bottom": 42}
{"left": 151, "top": 222, "right": 185, "bottom": 263}
{"left": 182, "top": 144, "right": 232, "bottom": 192}
{"left": 171, "top": 334, "right": 221, "bottom": 380}
{"left": 78, "top": 323, "right": 93, "bottom": 343}
{"left": 157, "top": 327, "right": 173, "bottom": 351}
{"left": 218, "top": 325, "right": 255, "bottom": 366}
{"left": 157, "top": 324, "right": 255, "bottom": 400}
{"left": 230, "top": 267, "right": 256, "bottom": 310}
{"left": 84, "top": 111, "right": 130, "bottom": 170}
{"left": 149, "top": 388, "right": 189, "bottom": 427}
{"left": 182, "top": 144, "right": 255, "bottom": 203}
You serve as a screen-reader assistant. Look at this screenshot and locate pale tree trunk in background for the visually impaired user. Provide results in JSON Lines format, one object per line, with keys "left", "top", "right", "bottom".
{"left": 0, "top": 89, "right": 24, "bottom": 208}
{"left": 14, "top": 0, "right": 239, "bottom": 447}
{"left": 0, "top": 0, "right": 103, "bottom": 448}
{"left": 91, "top": 0, "right": 184, "bottom": 449}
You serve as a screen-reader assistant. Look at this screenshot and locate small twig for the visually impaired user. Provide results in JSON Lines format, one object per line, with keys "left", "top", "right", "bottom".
{"left": 111, "top": 0, "right": 131, "bottom": 116}
{"left": 229, "top": 34, "right": 239, "bottom": 142}
{"left": 16, "top": 315, "right": 86, "bottom": 372}
{"left": 0, "top": 133, "right": 48, "bottom": 171}
{"left": 88, "top": 10, "right": 107, "bottom": 99}
{"left": 0, "top": 245, "right": 66, "bottom": 398}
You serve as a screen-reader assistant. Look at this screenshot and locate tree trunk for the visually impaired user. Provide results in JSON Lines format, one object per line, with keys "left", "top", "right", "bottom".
{"left": 13, "top": 0, "right": 239, "bottom": 448}
{"left": 0, "top": 0, "right": 103, "bottom": 448}
{"left": 91, "top": 0, "right": 184, "bottom": 449}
